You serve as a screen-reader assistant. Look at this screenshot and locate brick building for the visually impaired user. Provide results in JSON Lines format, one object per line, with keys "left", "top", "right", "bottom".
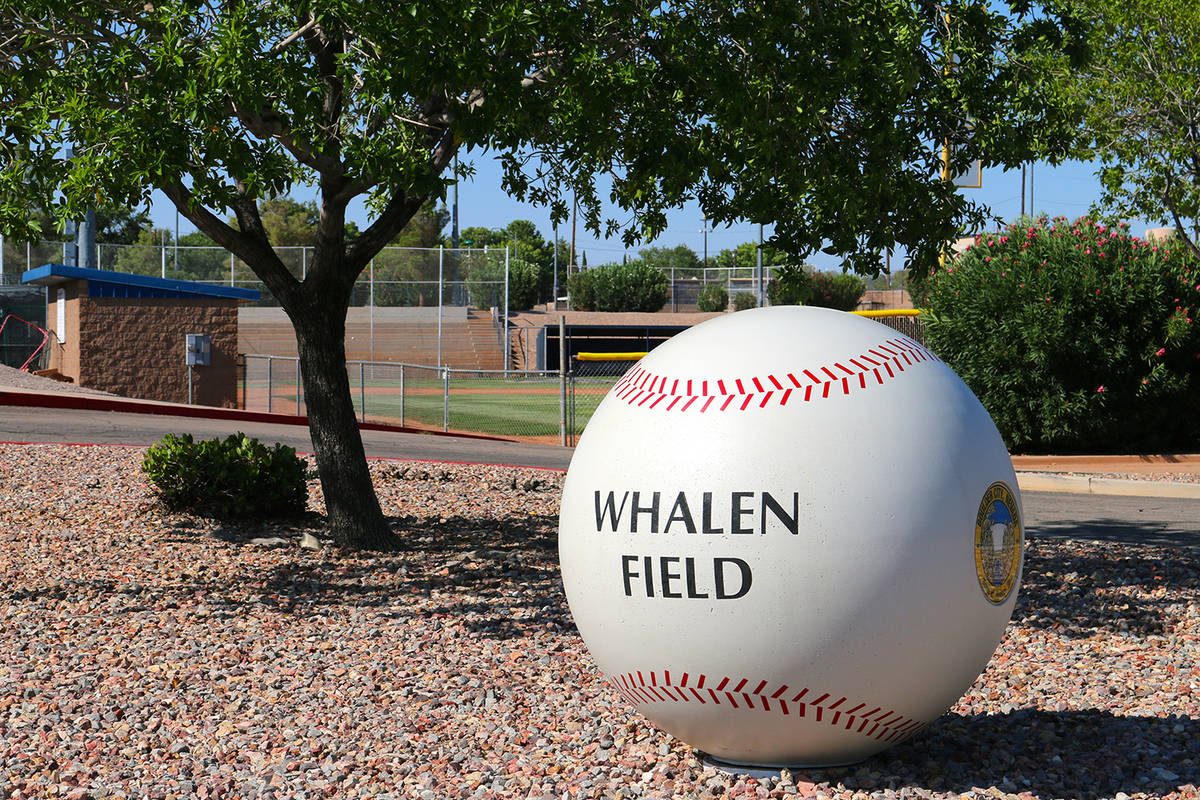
{"left": 22, "top": 265, "right": 259, "bottom": 407}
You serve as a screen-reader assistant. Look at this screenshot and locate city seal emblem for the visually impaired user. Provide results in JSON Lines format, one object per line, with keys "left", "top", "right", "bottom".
{"left": 974, "top": 482, "right": 1022, "bottom": 604}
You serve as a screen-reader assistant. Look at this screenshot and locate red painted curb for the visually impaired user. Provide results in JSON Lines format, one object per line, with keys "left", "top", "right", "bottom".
{"left": 0, "top": 389, "right": 512, "bottom": 443}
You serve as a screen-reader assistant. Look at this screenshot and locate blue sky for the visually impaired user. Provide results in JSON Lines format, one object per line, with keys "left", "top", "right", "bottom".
{"left": 148, "top": 154, "right": 1157, "bottom": 272}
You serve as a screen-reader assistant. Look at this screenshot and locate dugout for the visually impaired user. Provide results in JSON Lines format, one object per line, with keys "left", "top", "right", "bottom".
{"left": 540, "top": 323, "right": 689, "bottom": 372}
{"left": 21, "top": 264, "right": 259, "bottom": 407}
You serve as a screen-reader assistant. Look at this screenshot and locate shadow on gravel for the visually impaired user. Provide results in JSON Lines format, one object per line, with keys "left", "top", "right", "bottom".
{"left": 1015, "top": 539, "right": 1199, "bottom": 639}
{"left": 809, "top": 709, "right": 1199, "bottom": 800}
{"left": 1034, "top": 516, "right": 1200, "bottom": 550}
{"left": 241, "top": 512, "right": 573, "bottom": 639}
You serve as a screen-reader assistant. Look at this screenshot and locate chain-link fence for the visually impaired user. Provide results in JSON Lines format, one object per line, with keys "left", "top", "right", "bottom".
{"left": 243, "top": 310, "right": 924, "bottom": 444}
{"left": 0, "top": 237, "right": 511, "bottom": 310}
{"left": 0, "top": 287, "right": 50, "bottom": 370}
{"left": 243, "top": 355, "right": 564, "bottom": 444}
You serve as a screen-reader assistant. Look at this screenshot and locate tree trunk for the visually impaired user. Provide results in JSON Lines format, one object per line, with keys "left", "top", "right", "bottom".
{"left": 290, "top": 297, "right": 398, "bottom": 551}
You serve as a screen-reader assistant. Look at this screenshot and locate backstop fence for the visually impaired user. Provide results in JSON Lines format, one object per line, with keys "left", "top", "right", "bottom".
{"left": 0, "top": 238, "right": 799, "bottom": 313}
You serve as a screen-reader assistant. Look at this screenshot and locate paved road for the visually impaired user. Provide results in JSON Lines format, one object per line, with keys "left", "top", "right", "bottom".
{"left": 4, "top": 405, "right": 1199, "bottom": 545}
{"left": 0, "top": 405, "right": 574, "bottom": 470}
{"left": 1022, "top": 491, "right": 1200, "bottom": 549}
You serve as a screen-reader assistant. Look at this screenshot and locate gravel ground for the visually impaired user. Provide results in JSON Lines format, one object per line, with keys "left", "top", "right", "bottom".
{"left": 1, "top": 443, "right": 1198, "bottom": 800}
{"left": 0, "top": 365, "right": 115, "bottom": 396}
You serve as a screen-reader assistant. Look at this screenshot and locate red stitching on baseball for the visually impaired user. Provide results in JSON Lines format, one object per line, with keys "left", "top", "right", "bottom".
{"left": 619, "top": 662, "right": 926, "bottom": 743}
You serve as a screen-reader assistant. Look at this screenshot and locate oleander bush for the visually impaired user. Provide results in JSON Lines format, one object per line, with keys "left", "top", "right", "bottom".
{"left": 143, "top": 433, "right": 310, "bottom": 518}
{"left": 697, "top": 284, "right": 729, "bottom": 312}
{"left": 568, "top": 262, "right": 668, "bottom": 312}
{"left": 807, "top": 271, "right": 866, "bottom": 311}
{"left": 913, "top": 215, "right": 1200, "bottom": 453}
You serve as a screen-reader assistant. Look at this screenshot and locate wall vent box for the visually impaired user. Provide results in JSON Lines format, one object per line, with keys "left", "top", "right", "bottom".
{"left": 186, "top": 334, "right": 211, "bottom": 366}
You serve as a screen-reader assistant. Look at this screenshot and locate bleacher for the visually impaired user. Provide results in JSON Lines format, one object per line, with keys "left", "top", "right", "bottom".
{"left": 239, "top": 306, "right": 506, "bottom": 370}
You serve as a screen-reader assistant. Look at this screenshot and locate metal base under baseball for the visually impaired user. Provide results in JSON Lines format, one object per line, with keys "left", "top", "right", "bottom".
{"left": 558, "top": 306, "right": 1023, "bottom": 767}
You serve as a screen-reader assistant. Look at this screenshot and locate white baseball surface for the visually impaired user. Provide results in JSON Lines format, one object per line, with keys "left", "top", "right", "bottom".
{"left": 558, "top": 306, "right": 1023, "bottom": 767}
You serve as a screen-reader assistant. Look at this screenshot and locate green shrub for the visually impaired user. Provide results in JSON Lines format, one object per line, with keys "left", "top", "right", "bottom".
{"left": 733, "top": 291, "right": 757, "bottom": 311}
{"left": 767, "top": 265, "right": 812, "bottom": 305}
{"left": 697, "top": 284, "right": 729, "bottom": 312}
{"left": 912, "top": 215, "right": 1200, "bottom": 453}
{"left": 142, "top": 433, "right": 310, "bottom": 518}
{"left": 466, "top": 257, "right": 539, "bottom": 310}
{"left": 568, "top": 262, "right": 668, "bottom": 312}
{"left": 808, "top": 272, "right": 865, "bottom": 311}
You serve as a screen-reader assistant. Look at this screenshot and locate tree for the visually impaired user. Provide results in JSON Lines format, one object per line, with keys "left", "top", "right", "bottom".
{"left": 374, "top": 202, "right": 449, "bottom": 306}
{"left": 1068, "top": 0, "right": 1200, "bottom": 258}
{"left": 113, "top": 228, "right": 228, "bottom": 281}
{"left": 714, "top": 241, "right": 789, "bottom": 275}
{"left": 633, "top": 244, "right": 702, "bottom": 277}
{"left": 0, "top": 1, "right": 1085, "bottom": 549}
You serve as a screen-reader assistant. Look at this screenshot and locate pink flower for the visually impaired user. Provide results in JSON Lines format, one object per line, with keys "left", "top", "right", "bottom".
{"left": 1097, "top": 385, "right": 1108, "bottom": 392}
{"left": 1143, "top": 379, "right": 1149, "bottom": 385}
{"left": 1156, "top": 348, "right": 1166, "bottom": 356}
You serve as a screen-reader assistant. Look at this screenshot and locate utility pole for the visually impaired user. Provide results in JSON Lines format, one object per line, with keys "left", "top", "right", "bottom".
{"left": 756, "top": 224, "right": 764, "bottom": 307}
{"left": 451, "top": 155, "right": 460, "bottom": 248}
{"left": 1020, "top": 164, "right": 1026, "bottom": 217}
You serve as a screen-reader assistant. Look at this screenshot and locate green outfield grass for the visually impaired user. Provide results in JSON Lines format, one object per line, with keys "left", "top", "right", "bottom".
{"left": 251, "top": 376, "right": 617, "bottom": 439}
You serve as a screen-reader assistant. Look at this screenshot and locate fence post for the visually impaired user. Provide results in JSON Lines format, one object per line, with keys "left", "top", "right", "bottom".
{"left": 266, "top": 356, "right": 273, "bottom": 414}
{"left": 671, "top": 267, "right": 676, "bottom": 312}
{"left": 230, "top": 253, "right": 235, "bottom": 287}
{"left": 437, "top": 245, "right": 444, "bottom": 369}
{"left": 359, "top": 362, "right": 366, "bottom": 423}
{"left": 559, "top": 315, "right": 567, "bottom": 447}
{"left": 503, "top": 246, "right": 510, "bottom": 376}
{"left": 399, "top": 364, "right": 405, "bottom": 426}
{"left": 295, "top": 358, "right": 302, "bottom": 417}
{"left": 442, "top": 367, "right": 450, "bottom": 432}
{"left": 1, "top": 233, "right": 5, "bottom": 284}
{"left": 569, "top": 369, "right": 576, "bottom": 447}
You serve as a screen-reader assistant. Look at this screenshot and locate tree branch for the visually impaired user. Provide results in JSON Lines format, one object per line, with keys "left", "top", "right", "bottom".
{"left": 230, "top": 101, "right": 343, "bottom": 174}
{"left": 161, "top": 180, "right": 299, "bottom": 303}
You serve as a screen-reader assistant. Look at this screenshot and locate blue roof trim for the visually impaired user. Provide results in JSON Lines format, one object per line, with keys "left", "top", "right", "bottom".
{"left": 21, "top": 264, "right": 261, "bottom": 301}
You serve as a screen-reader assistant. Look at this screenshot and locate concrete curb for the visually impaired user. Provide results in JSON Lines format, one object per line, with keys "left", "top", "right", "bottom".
{"left": 1017, "top": 471, "right": 1200, "bottom": 500}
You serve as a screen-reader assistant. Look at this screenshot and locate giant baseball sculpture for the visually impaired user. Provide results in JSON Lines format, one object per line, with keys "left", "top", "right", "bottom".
{"left": 558, "top": 306, "right": 1022, "bottom": 767}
